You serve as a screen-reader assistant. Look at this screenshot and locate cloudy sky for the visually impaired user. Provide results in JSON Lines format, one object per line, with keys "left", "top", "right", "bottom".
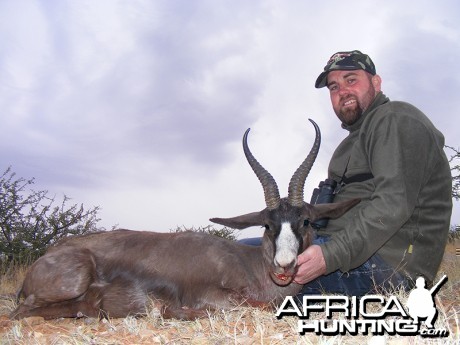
{"left": 1, "top": 0, "right": 459, "bottom": 237}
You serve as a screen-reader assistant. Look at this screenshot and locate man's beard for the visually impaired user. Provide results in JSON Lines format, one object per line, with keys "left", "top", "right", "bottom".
{"left": 339, "top": 99, "right": 364, "bottom": 126}
{"left": 337, "top": 85, "right": 377, "bottom": 126}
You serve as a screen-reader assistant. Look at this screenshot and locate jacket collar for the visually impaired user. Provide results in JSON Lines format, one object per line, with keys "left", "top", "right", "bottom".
{"left": 341, "top": 92, "right": 390, "bottom": 132}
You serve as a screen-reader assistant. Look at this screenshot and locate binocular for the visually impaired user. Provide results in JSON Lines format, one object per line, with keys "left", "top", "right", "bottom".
{"left": 309, "top": 178, "right": 337, "bottom": 229}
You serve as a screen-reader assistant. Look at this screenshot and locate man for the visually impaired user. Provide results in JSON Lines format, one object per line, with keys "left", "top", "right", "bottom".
{"left": 295, "top": 50, "right": 452, "bottom": 295}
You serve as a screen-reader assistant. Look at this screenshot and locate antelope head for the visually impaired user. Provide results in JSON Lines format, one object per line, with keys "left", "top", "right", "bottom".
{"left": 210, "top": 119, "right": 359, "bottom": 286}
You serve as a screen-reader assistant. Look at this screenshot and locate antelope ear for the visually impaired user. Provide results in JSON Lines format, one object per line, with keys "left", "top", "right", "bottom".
{"left": 210, "top": 211, "right": 265, "bottom": 230}
{"left": 309, "top": 198, "right": 360, "bottom": 221}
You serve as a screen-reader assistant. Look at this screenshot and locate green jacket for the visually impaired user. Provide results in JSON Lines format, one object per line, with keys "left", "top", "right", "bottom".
{"left": 320, "top": 92, "right": 452, "bottom": 283}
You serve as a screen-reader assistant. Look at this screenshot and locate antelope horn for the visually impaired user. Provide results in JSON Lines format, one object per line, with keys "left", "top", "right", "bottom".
{"left": 243, "top": 128, "right": 281, "bottom": 210}
{"left": 288, "top": 119, "right": 321, "bottom": 207}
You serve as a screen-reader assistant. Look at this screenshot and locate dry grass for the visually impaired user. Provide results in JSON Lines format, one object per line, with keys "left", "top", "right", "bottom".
{"left": 0, "top": 242, "right": 458, "bottom": 345}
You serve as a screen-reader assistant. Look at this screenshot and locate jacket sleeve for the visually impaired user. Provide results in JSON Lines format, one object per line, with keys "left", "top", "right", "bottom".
{"left": 320, "top": 108, "right": 436, "bottom": 274}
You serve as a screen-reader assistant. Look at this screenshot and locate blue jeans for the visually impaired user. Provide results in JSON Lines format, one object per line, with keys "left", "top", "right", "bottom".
{"left": 240, "top": 234, "right": 411, "bottom": 297}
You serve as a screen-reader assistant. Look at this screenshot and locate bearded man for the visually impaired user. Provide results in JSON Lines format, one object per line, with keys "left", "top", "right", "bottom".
{"left": 294, "top": 50, "right": 452, "bottom": 295}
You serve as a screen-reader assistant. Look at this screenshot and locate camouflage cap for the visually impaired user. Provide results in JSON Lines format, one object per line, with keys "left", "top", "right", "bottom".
{"left": 315, "top": 50, "right": 376, "bottom": 88}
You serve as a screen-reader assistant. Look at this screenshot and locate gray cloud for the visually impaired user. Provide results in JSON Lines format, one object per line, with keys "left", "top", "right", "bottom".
{"left": 1, "top": 1, "right": 271, "bottom": 188}
{"left": 0, "top": 0, "right": 459, "bottom": 229}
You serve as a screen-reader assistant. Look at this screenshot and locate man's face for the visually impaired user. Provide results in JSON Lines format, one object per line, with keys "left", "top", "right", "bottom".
{"left": 327, "top": 70, "right": 381, "bottom": 126}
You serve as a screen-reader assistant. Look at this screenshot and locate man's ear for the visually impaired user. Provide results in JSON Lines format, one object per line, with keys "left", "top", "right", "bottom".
{"left": 372, "top": 74, "right": 382, "bottom": 91}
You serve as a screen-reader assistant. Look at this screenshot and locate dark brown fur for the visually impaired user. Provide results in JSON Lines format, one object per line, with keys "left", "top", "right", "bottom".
{"left": 10, "top": 198, "right": 359, "bottom": 320}
{"left": 10, "top": 120, "right": 360, "bottom": 320}
{"left": 9, "top": 229, "right": 296, "bottom": 320}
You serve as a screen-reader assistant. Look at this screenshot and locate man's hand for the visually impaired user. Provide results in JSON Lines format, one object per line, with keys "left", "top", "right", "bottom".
{"left": 294, "top": 244, "right": 327, "bottom": 284}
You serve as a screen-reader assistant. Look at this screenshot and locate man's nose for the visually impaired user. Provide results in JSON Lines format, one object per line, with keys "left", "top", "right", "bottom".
{"left": 338, "top": 83, "right": 350, "bottom": 95}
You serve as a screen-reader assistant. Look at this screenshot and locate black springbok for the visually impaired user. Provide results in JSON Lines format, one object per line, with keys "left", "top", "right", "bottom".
{"left": 10, "top": 119, "right": 359, "bottom": 320}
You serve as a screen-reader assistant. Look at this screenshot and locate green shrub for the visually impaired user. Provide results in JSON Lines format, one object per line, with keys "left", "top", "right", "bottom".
{"left": 0, "top": 167, "right": 101, "bottom": 266}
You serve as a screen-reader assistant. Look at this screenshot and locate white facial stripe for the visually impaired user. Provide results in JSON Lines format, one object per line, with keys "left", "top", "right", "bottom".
{"left": 274, "top": 222, "right": 299, "bottom": 267}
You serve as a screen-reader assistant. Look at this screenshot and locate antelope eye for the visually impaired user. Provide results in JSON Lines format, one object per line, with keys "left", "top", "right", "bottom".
{"left": 303, "top": 219, "right": 310, "bottom": 227}
{"left": 264, "top": 224, "right": 270, "bottom": 230}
